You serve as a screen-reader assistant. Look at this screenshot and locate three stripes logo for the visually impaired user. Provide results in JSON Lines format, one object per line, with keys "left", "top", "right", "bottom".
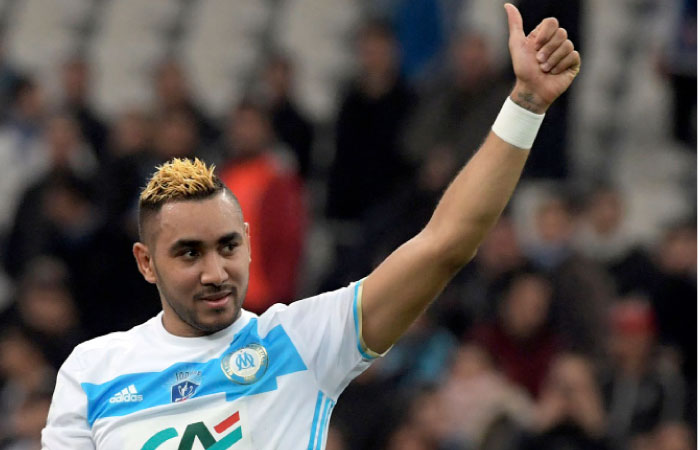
{"left": 141, "top": 411, "right": 242, "bottom": 450}
{"left": 109, "top": 384, "right": 143, "bottom": 403}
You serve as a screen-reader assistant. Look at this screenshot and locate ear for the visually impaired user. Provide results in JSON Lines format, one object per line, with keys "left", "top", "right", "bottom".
{"left": 133, "top": 242, "right": 157, "bottom": 284}
{"left": 244, "top": 222, "right": 252, "bottom": 262}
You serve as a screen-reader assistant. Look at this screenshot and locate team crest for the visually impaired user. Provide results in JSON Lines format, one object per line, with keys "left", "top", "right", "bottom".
{"left": 221, "top": 344, "right": 269, "bottom": 384}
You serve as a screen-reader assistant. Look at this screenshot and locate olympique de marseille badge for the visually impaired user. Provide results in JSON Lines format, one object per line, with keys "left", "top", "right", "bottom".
{"left": 221, "top": 344, "right": 269, "bottom": 384}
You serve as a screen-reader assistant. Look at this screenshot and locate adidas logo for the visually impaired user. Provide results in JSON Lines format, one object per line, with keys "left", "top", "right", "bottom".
{"left": 109, "top": 384, "right": 143, "bottom": 403}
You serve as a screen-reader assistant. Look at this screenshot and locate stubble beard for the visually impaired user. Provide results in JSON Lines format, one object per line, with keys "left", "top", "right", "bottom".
{"left": 156, "top": 272, "right": 247, "bottom": 336}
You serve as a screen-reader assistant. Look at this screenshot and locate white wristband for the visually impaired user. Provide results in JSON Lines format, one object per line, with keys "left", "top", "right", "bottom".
{"left": 491, "top": 97, "right": 545, "bottom": 150}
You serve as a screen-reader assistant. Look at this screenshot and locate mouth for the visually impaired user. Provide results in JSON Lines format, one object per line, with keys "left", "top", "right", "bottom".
{"left": 197, "top": 291, "right": 233, "bottom": 308}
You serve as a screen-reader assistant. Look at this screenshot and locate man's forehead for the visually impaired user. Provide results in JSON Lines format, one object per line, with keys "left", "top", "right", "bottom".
{"left": 155, "top": 194, "right": 244, "bottom": 242}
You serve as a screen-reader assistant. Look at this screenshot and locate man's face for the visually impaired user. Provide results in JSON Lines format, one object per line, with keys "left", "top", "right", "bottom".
{"left": 227, "top": 108, "right": 271, "bottom": 157}
{"left": 134, "top": 193, "right": 250, "bottom": 336}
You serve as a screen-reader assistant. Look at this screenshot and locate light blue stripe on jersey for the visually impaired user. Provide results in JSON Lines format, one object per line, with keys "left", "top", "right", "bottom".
{"left": 316, "top": 397, "right": 335, "bottom": 450}
{"left": 306, "top": 391, "right": 324, "bottom": 450}
{"left": 352, "top": 281, "right": 374, "bottom": 360}
{"left": 81, "top": 318, "right": 307, "bottom": 427}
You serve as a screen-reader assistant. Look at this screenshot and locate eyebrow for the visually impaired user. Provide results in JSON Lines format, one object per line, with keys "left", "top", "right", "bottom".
{"left": 168, "top": 232, "right": 242, "bottom": 254}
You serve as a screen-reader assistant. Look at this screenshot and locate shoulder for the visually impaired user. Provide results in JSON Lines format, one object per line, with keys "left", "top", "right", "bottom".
{"left": 256, "top": 283, "right": 360, "bottom": 331}
{"left": 64, "top": 320, "right": 154, "bottom": 372}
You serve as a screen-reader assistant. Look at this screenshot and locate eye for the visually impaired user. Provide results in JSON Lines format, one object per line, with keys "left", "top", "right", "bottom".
{"left": 221, "top": 242, "right": 238, "bottom": 255}
{"left": 180, "top": 249, "right": 200, "bottom": 260}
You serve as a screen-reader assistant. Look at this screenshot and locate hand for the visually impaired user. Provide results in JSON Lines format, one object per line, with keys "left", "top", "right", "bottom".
{"left": 504, "top": 3, "right": 581, "bottom": 113}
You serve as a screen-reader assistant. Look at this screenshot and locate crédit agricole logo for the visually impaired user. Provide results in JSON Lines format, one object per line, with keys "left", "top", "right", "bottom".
{"left": 141, "top": 410, "right": 242, "bottom": 450}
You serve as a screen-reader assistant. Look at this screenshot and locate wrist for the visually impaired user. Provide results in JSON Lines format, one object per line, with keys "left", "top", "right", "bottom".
{"left": 510, "top": 83, "right": 549, "bottom": 114}
{"left": 492, "top": 96, "right": 545, "bottom": 149}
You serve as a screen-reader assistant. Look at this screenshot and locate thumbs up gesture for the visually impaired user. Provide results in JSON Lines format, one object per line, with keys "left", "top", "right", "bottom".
{"left": 504, "top": 3, "right": 580, "bottom": 113}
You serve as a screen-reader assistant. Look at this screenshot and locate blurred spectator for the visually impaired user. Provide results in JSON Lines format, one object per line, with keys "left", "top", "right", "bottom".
{"left": 96, "top": 109, "right": 156, "bottom": 225}
{"left": 473, "top": 217, "right": 527, "bottom": 283}
{"left": 607, "top": 219, "right": 696, "bottom": 420}
{"left": 328, "top": 146, "right": 458, "bottom": 288}
{"left": 442, "top": 215, "right": 530, "bottom": 336}
{"left": 153, "top": 107, "right": 200, "bottom": 161}
{"left": 656, "top": 0, "right": 696, "bottom": 147}
{"left": 434, "top": 344, "right": 533, "bottom": 448}
{"left": 3, "top": 112, "right": 98, "bottom": 278}
{"left": 5, "top": 391, "right": 51, "bottom": 450}
{"left": 326, "top": 21, "right": 415, "bottom": 221}
{"left": 0, "top": 329, "right": 54, "bottom": 447}
{"left": 601, "top": 298, "right": 686, "bottom": 448}
{"left": 381, "top": 385, "right": 459, "bottom": 450}
{"left": 0, "top": 257, "right": 85, "bottom": 370}
{"left": 60, "top": 56, "right": 108, "bottom": 161}
{"left": 0, "top": 77, "right": 47, "bottom": 236}
{"left": 0, "top": 149, "right": 159, "bottom": 338}
{"left": 219, "top": 101, "right": 306, "bottom": 313}
{"left": 391, "top": 0, "right": 447, "bottom": 82}
{"left": 404, "top": 32, "right": 511, "bottom": 163}
{"left": 470, "top": 269, "right": 563, "bottom": 397}
{"left": 332, "top": 363, "right": 404, "bottom": 450}
{"left": 153, "top": 59, "right": 218, "bottom": 145}
{"left": 373, "top": 312, "right": 457, "bottom": 389}
{"left": 258, "top": 54, "right": 315, "bottom": 179}
{"left": 655, "top": 220, "right": 696, "bottom": 279}
{"left": 39, "top": 112, "right": 97, "bottom": 179}
{"left": 526, "top": 194, "right": 577, "bottom": 271}
{"left": 5, "top": 171, "right": 97, "bottom": 275}
{"left": 649, "top": 221, "right": 696, "bottom": 407}
{"left": 573, "top": 185, "right": 636, "bottom": 266}
{"left": 525, "top": 192, "right": 615, "bottom": 356}
{"left": 519, "top": 353, "right": 610, "bottom": 450}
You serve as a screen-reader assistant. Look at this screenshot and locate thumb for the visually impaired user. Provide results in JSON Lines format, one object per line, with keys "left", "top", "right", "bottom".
{"left": 504, "top": 3, "right": 525, "bottom": 40}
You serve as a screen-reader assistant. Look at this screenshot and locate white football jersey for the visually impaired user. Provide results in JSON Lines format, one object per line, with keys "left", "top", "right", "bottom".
{"left": 42, "top": 281, "right": 381, "bottom": 450}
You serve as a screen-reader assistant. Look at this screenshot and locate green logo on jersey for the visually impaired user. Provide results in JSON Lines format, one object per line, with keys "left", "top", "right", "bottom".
{"left": 141, "top": 411, "right": 242, "bottom": 450}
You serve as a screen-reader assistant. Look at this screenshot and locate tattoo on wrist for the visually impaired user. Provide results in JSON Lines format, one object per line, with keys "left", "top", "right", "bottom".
{"left": 513, "top": 91, "right": 540, "bottom": 112}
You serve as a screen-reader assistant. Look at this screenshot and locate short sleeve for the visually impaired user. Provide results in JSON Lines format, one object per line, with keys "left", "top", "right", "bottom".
{"left": 272, "top": 280, "right": 383, "bottom": 399}
{"left": 42, "top": 350, "right": 95, "bottom": 450}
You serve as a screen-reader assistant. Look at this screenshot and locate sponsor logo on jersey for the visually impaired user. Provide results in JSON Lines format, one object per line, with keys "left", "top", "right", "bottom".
{"left": 220, "top": 343, "right": 269, "bottom": 384}
{"left": 171, "top": 380, "right": 199, "bottom": 403}
{"left": 109, "top": 384, "right": 143, "bottom": 403}
{"left": 141, "top": 410, "right": 242, "bottom": 450}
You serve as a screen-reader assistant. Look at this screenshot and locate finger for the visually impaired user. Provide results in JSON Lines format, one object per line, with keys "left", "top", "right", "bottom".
{"left": 504, "top": 3, "right": 525, "bottom": 40}
{"left": 550, "top": 50, "right": 581, "bottom": 76}
{"left": 541, "top": 38, "right": 574, "bottom": 72}
{"left": 530, "top": 17, "right": 559, "bottom": 50}
{"left": 537, "top": 27, "right": 568, "bottom": 65}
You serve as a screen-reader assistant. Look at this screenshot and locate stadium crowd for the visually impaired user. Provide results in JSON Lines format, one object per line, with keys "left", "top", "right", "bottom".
{"left": 0, "top": 0, "right": 695, "bottom": 449}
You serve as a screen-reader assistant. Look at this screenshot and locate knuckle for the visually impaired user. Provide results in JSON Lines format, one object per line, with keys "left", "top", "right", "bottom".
{"left": 546, "top": 17, "right": 559, "bottom": 28}
{"left": 557, "top": 28, "right": 568, "bottom": 40}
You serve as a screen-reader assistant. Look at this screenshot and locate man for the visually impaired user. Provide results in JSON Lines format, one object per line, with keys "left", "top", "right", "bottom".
{"left": 42, "top": 5, "right": 580, "bottom": 449}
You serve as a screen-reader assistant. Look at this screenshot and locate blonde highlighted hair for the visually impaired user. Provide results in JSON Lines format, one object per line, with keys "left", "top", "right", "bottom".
{"left": 138, "top": 158, "right": 237, "bottom": 241}
{"left": 139, "top": 157, "right": 221, "bottom": 206}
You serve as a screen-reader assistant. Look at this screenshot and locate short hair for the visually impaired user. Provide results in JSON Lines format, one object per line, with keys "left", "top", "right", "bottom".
{"left": 138, "top": 158, "right": 238, "bottom": 242}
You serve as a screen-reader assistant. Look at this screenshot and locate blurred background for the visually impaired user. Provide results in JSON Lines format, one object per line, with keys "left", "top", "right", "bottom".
{"left": 0, "top": 0, "right": 695, "bottom": 449}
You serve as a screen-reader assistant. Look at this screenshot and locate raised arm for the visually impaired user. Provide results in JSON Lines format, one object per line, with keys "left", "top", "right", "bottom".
{"left": 360, "top": 4, "right": 581, "bottom": 354}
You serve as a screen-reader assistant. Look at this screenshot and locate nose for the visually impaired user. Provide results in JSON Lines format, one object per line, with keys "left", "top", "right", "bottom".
{"left": 200, "top": 252, "right": 229, "bottom": 285}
